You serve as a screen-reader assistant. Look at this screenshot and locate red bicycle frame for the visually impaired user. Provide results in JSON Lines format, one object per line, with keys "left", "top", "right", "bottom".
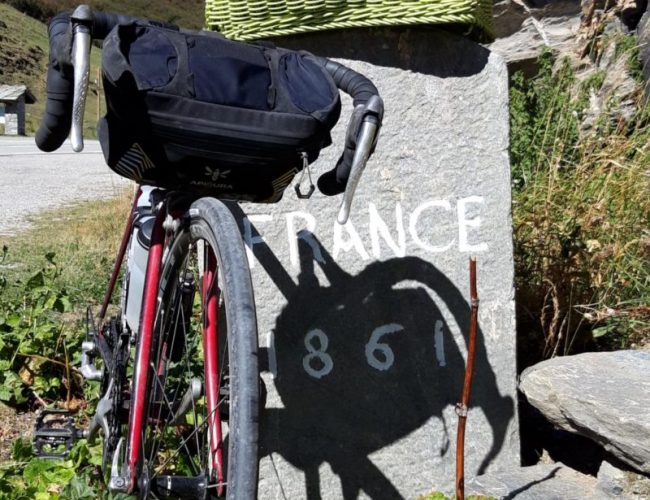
{"left": 124, "top": 204, "right": 166, "bottom": 491}
{"left": 203, "top": 249, "right": 226, "bottom": 495}
{"left": 99, "top": 192, "right": 225, "bottom": 493}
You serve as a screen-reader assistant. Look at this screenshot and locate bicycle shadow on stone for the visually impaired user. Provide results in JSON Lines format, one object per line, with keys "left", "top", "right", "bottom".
{"left": 242, "top": 225, "right": 514, "bottom": 500}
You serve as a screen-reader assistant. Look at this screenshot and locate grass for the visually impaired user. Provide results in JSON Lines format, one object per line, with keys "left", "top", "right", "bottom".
{"left": 1, "top": 188, "right": 133, "bottom": 306}
{"left": 511, "top": 45, "right": 650, "bottom": 363}
{"left": 0, "top": 192, "right": 133, "bottom": 497}
{"left": 0, "top": 189, "right": 132, "bottom": 404}
{"left": 0, "top": 3, "right": 104, "bottom": 138}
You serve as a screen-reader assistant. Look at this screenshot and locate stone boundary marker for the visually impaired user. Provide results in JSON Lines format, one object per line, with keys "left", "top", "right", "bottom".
{"left": 232, "top": 27, "right": 519, "bottom": 498}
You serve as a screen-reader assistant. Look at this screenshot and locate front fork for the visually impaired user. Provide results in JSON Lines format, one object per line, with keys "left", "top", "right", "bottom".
{"left": 116, "top": 204, "right": 167, "bottom": 492}
{"left": 203, "top": 248, "right": 225, "bottom": 495}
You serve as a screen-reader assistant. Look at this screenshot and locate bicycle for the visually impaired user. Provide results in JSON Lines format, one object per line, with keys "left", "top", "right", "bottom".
{"left": 31, "top": 5, "right": 383, "bottom": 499}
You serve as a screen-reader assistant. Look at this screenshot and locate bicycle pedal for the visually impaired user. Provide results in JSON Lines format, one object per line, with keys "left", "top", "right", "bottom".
{"left": 33, "top": 409, "right": 82, "bottom": 459}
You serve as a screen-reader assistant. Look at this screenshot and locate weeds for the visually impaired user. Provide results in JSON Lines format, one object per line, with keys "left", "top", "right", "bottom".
{"left": 0, "top": 437, "right": 120, "bottom": 499}
{"left": 0, "top": 192, "right": 131, "bottom": 406}
{"left": 0, "top": 194, "right": 132, "bottom": 498}
{"left": 0, "top": 250, "right": 82, "bottom": 406}
{"left": 1, "top": 189, "right": 132, "bottom": 305}
{"left": 511, "top": 43, "right": 649, "bottom": 361}
{"left": 417, "top": 493, "right": 494, "bottom": 500}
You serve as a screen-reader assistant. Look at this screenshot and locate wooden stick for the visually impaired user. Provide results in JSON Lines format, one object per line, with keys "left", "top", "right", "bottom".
{"left": 455, "top": 257, "right": 479, "bottom": 500}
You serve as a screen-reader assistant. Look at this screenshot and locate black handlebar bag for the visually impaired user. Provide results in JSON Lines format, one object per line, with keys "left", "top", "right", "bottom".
{"left": 98, "top": 22, "right": 341, "bottom": 202}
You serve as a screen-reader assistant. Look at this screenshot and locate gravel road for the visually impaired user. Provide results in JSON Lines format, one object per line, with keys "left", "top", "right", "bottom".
{"left": 0, "top": 136, "right": 131, "bottom": 236}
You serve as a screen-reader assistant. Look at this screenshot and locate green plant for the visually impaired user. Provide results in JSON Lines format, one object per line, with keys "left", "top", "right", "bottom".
{"left": 510, "top": 48, "right": 650, "bottom": 361}
{"left": 0, "top": 194, "right": 137, "bottom": 497}
{"left": 0, "top": 191, "right": 131, "bottom": 407}
{"left": 0, "top": 251, "right": 84, "bottom": 405}
{"left": 613, "top": 34, "right": 643, "bottom": 83}
{"left": 0, "top": 436, "right": 129, "bottom": 499}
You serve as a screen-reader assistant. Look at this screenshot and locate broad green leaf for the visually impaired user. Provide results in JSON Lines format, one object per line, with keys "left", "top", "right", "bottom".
{"left": 0, "top": 387, "right": 12, "bottom": 401}
{"left": 61, "top": 475, "right": 97, "bottom": 500}
{"left": 44, "top": 293, "right": 57, "bottom": 311}
{"left": 34, "top": 493, "right": 55, "bottom": 500}
{"left": 6, "top": 313, "right": 21, "bottom": 328}
{"left": 22, "top": 459, "right": 59, "bottom": 483}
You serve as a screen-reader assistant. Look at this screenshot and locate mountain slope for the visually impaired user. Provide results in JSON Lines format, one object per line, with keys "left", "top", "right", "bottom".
{"left": 0, "top": 3, "right": 103, "bottom": 137}
{"left": 0, "top": 0, "right": 205, "bottom": 29}
{"left": 0, "top": 0, "right": 205, "bottom": 136}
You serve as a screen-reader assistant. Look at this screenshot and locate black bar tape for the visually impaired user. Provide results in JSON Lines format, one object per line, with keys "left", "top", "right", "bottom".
{"left": 320, "top": 59, "right": 378, "bottom": 108}
{"left": 35, "top": 12, "right": 74, "bottom": 152}
{"left": 316, "top": 58, "right": 380, "bottom": 195}
{"left": 317, "top": 144, "right": 355, "bottom": 196}
{"left": 92, "top": 12, "right": 140, "bottom": 39}
{"left": 35, "top": 10, "right": 141, "bottom": 152}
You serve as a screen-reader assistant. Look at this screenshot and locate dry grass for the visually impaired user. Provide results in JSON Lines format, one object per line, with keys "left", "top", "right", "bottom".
{"left": 1, "top": 188, "right": 134, "bottom": 305}
{"left": 511, "top": 45, "right": 649, "bottom": 364}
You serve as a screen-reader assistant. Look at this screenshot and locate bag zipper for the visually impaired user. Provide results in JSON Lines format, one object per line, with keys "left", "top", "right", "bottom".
{"left": 149, "top": 114, "right": 316, "bottom": 152}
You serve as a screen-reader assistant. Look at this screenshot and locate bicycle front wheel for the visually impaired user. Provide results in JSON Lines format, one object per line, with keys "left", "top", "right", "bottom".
{"left": 139, "top": 198, "right": 259, "bottom": 499}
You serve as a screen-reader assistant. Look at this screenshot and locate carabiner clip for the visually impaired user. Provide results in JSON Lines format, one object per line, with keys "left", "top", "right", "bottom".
{"left": 294, "top": 152, "right": 315, "bottom": 199}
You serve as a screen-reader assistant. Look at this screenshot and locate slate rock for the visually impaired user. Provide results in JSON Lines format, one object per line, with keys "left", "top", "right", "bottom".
{"left": 639, "top": 10, "right": 650, "bottom": 102}
{"left": 244, "top": 26, "right": 519, "bottom": 498}
{"left": 597, "top": 461, "right": 628, "bottom": 498}
{"left": 489, "top": 2, "right": 581, "bottom": 76}
{"left": 520, "top": 351, "right": 650, "bottom": 475}
{"left": 467, "top": 463, "right": 599, "bottom": 499}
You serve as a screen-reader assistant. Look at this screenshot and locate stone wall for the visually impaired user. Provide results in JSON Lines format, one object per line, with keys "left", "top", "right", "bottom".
{"left": 233, "top": 26, "right": 519, "bottom": 498}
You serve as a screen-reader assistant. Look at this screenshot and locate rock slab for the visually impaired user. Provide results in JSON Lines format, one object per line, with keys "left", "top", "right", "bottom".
{"left": 639, "top": 10, "right": 650, "bottom": 102}
{"left": 520, "top": 350, "right": 650, "bottom": 475}
{"left": 234, "top": 27, "right": 519, "bottom": 498}
{"left": 467, "top": 463, "right": 600, "bottom": 500}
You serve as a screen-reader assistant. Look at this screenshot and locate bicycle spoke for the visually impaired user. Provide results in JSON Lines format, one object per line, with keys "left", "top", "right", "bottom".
{"left": 133, "top": 199, "right": 259, "bottom": 498}
{"left": 150, "top": 404, "right": 223, "bottom": 478}
{"left": 148, "top": 367, "right": 201, "bottom": 477}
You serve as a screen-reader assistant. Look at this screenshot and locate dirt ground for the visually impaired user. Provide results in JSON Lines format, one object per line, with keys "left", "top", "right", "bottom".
{"left": 0, "top": 402, "right": 36, "bottom": 461}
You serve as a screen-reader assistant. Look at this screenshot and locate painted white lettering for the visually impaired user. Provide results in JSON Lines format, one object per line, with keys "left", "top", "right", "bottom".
{"left": 333, "top": 220, "right": 370, "bottom": 261}
{"left": 457, "top": 196, "right": 488, "bottom": 252}
{"left": 243, "top": 214, "right": 272, "bottom": 269}
{"left": 369, "top": 202, "right": 406, "bottom": 259}
{"left": 409, "top": 200, "right": 454, "bottom": 253}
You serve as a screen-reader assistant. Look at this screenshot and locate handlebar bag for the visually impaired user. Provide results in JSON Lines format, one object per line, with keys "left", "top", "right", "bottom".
{"left": 98, "top": 22, "right": 341, "bottom": 202}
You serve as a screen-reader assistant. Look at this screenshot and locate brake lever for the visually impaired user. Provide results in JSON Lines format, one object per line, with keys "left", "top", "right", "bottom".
{"left": 70, "top": 5, "right": 93, "bottom": 152}
{"left": 337, "top": 95, "right": 383, "bottom": 225}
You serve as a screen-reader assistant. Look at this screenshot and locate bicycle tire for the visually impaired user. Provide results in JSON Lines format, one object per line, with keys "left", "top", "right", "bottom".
{"left": 138, "top": 197, "right": 259, "bottom": 499}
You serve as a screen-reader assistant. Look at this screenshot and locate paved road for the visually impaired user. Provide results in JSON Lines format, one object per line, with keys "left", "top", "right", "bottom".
{"left": 0, "top": 136, "right": 131, "bottom": 236}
